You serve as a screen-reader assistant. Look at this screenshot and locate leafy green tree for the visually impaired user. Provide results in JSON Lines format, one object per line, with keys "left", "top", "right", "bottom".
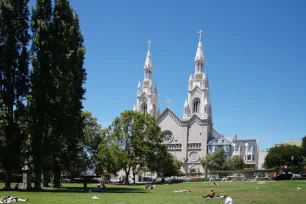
{"left": 147, "top": 144, "right": 182, "bottom": 180}
{"left": 29, "top": 0, "right": 53, "bottom": 189}
{"left": 47, "top": 0, "right": 86, "bottom": 187}
{"left": 201, "top": 154, "right": 212, "bottom": 178}
{"left": 201, "top": 149, "right": 227, "bottom": 177}
{"left": 264, "top": 145, "right": 303, "bottom": 174}
{"left": 301, "top": 135, "right": 306, "bottom": 158}
{"left": 0, "top": 0, "right": 30, "bottom": 189}
{"left": 95, "top": 135, "right": 126, "bottom": 177}
{"left": 225, "top": 156, "right": 245, "bottom": 170}
{"left": 96, "top": 110, "right": 163, "bottom": 184}
{"left": 82, "top": 110, "right": 103, "bottom": 168}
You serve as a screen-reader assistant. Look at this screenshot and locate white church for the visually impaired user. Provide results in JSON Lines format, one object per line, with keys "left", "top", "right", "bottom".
{"left": 133, "top": 30, "right": 222, "bottom": 174}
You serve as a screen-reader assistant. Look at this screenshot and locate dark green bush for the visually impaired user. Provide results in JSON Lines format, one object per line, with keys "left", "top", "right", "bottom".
{"left": 190, "top": 178, "right": 209, "bottom": 182}
{"left": 292, "top": 177, "right": 306, "bottom": 180}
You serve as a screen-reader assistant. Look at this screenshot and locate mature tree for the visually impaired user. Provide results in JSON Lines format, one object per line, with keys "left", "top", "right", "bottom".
{"left": 29, "top": 0, "right": 53, "bottom": 189}
{"left": 201, "top": 153, "right": 212, "bottom": 178}
{"left": 301, "top": 135, "right": 306, "bottom": 158}
{"left": 95, "top": 135, "right": 126, "bottom": 177}
{"left": 225, "top": 156, "right": 245, "bottom": 170}
{"left": 82, "top": 110, "right": 103, "bottom": 169}
{"left": 264, "top": 145, "right": 303, "bottom": 174}
{"left": 59, "top": 11, "right": 86, "bottom": 184}
{"left": 96, "top": 110, "right": 164, "bottom": 184}
{"left": 147, "top": 144, "right": 182, "bottom": 180}
{"left": 0, "top": 0, "right": 30, "bottom": 189}
{"left": 48, "top": 0, "right": 86, "bottom": 187}
{"left": 201, "top": 149, "right": 227, "bottom": 177}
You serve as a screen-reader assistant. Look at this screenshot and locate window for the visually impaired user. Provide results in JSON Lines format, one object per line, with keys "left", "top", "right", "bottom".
{"left": 193, "top": 99, "right": 200, "bottom": 113}
{"left": 222, "top": 140, "right": 224, "bottom": 143}
{"left": 224, "top": 146, "right": 229, "bottom": 152}
{"left": 252, "top": 155, "right": 255, "bottom": 161}
{"left": 184, "top": 108, "right": 187, "bottom": 114}
{"left": 205, "top": 106, "right": 207, "bottom": 113}
{"left": 247, "top": 155, "right": 252, "bottom": 161}
{"left": 163, "top": 130, "right": 173, "bottom": 143}
{"left": 142, "top": 104, "right": 147, "bottom": 115}
{"left": 248, "top": 145, "right": 253, "bottom": 152}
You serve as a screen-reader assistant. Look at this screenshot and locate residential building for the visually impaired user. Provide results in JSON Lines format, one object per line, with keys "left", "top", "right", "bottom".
{"left": 207, "top": 135, "right": 233, "bottom": 158}
{"left": 232, "top": 137, "right": 259, "bottom": 169}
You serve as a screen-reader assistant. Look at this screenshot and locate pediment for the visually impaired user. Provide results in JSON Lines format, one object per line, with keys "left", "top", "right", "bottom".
{"left": 157, "top": 108, "right": 182, "bottom": 126}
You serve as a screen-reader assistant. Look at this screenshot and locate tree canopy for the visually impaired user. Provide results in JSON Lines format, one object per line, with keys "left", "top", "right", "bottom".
{"left": 96, "top": 110, "right": 178, "bottom": 184}
{"left": 264, "top": 145, "right": 303, "bottom": 174}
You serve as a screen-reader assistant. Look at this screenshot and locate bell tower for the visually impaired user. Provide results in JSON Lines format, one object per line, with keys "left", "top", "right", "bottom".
{"left": 133, "top": 40, "right": 160, "bottom": 119}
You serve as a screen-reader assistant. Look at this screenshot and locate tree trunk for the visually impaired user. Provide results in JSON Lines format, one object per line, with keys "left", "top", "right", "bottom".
{"left": 52, "top": 161, "right": 61, "bottom": 188}
{"left": 34, "top": 169, "right": 42, "bottom": 190}
{"left": 125, "top": 170, "right": 129, "bottom": 185}
{"left": 4, "top": 169, "right": 12, "bottom": 190}
{"left": 43, "top": 169, "right": 50, "bottom": 187}
{"left": 133, "top": 171, "right": 136, "bottom": 184}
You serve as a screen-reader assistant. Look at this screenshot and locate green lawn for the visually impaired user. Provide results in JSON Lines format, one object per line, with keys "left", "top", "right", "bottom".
{"left": 0, "top": 181, "right": 306, "bottom": 204}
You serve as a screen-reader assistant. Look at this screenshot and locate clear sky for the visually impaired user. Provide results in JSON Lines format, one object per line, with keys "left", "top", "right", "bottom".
{"left": 28, "top": 0, "right": 306, "bottom": 150}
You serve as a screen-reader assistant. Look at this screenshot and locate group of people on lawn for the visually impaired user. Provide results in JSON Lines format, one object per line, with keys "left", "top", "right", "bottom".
{"left": 202, "top": 188, "right": 233, "bottom": 204}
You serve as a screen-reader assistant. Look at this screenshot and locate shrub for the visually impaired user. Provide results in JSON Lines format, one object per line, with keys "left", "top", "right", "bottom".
{"left": 292, "top": 177, "right": 306, "bottom": 180}
{"left": 190, "top": 178, "right": 209, "bottom": 182}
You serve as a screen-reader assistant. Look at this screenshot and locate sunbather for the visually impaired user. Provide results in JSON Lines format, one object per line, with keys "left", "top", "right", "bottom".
{"left": 1, "top": 196, "right": 28, "bottom": 203}
{"left": 173, "top": 189, "right": 191, "bottom": 193}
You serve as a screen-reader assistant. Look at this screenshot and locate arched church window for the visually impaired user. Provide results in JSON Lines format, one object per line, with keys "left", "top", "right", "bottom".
{"left": 193, "top": 99, "right": 200, "bottom": 113}
{"left": 184, "top": 108, "right": 187, "bottom": 114}
{"left": 204, "top": 106, "right": 207, "bottom": 113}
{"left": 142, "top": 103, "right": 147, "bottom": 115}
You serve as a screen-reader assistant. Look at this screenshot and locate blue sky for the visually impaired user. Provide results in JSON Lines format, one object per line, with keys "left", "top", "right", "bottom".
{"left": 28, "top": 0, "right": 306, "bottom": 150}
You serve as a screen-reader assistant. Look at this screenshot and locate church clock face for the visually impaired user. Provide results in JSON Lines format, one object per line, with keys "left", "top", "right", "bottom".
{"left": 163, "top": 130, "right": 173, "bottom": 143}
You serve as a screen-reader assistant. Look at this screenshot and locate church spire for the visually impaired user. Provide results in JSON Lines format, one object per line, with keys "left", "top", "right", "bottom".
{"left": 194, "top": 29, "right": 204, "bottom": 77}
{"left": 143, "top": 39, "right": 153, "bottom": 94}
{"left": 144, "top": 39, "right": 152, "bottom": 70}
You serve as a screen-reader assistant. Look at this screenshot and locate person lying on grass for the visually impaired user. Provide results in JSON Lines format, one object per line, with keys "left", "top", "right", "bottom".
{"left": 173, "top": 190, "right": 191, "bottom": 193}
{"left": 0, "top": 196, "right": 28, "bottom": 203}
{"left": 202, "top": 189, "right": 216, "bottom": 198}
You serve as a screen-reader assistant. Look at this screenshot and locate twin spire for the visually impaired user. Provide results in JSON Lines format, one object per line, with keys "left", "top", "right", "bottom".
{"left": 144, "top": 39, "right": 152, "bottom": 68}
{"left": 195, "top": 29, "right": 204, "bottom": 62}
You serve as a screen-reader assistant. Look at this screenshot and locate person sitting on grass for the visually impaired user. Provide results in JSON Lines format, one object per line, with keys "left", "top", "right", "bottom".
{"left": 144, "top": 184, "right": 155, "bottom": 190}
{"left": 223, "top": 194, "right": 233, "bottom": 204}
{"left": 1, "top": 196, "right": 28, "bottom": 203}
{"left": 202, "top": 189, "right": 216, "bottom": 198}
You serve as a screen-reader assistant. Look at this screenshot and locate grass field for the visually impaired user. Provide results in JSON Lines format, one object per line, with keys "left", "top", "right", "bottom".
{"left": 0, "top": 181, "right": 306, "bottom": 204}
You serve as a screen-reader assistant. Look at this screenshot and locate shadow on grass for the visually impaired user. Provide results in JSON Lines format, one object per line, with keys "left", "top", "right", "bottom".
{"left": 0, "top": 186, "right": 147, "bottom": 194}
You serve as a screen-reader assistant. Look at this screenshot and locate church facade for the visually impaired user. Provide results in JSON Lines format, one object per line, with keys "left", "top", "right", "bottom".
{"left": 134, "top": 30, "right": 221, "bottom": 174}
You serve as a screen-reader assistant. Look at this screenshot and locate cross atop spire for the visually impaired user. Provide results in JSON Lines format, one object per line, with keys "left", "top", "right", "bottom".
{"left": 197, "top": 29, "right": 203, "bottom": 41}
{"left": 147, "top": 39, "right": 152, "bottom": 50}
{"left": 166, "top": 98, "right": 172, "bottom": 108}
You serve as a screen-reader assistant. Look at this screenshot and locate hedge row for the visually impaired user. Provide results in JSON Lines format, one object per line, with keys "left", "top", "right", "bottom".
{"left": 292, "top": 177, "right": 306, "bottom": 180}
{"left": 190, "top": 178, "right": 209, "bottom": 182}
{"left": 209, "top": 169, "right": 276, "bottom": 174}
